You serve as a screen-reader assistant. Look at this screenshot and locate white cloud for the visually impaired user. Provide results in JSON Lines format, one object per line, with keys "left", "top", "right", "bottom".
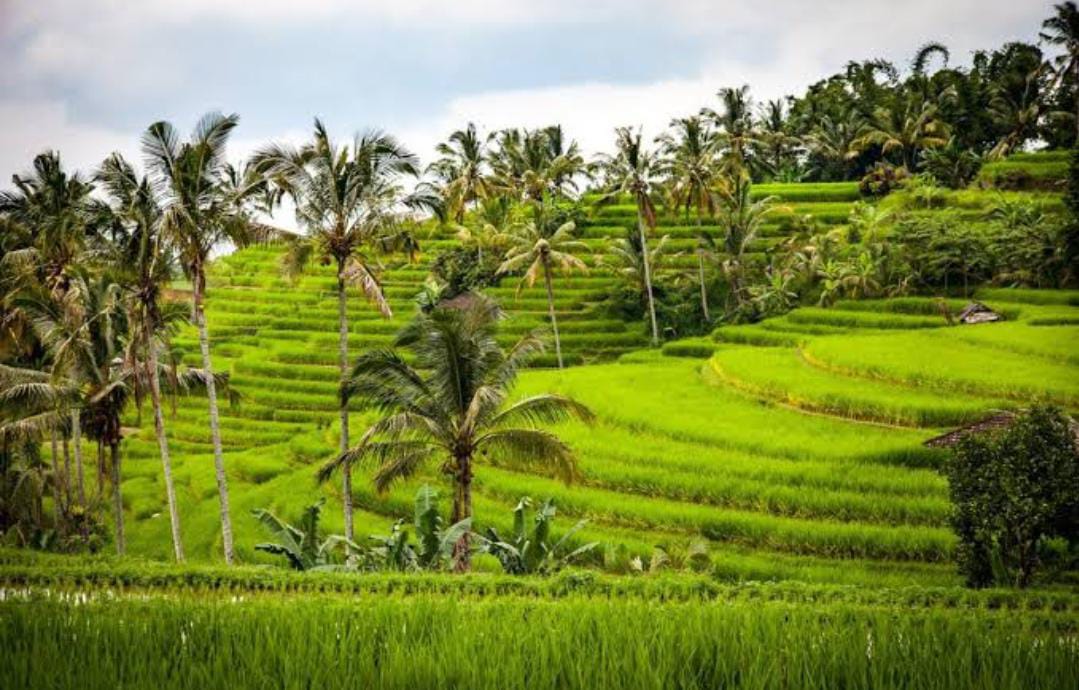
{"left": 0, "top": 100, "right": 134, "bottom": 179}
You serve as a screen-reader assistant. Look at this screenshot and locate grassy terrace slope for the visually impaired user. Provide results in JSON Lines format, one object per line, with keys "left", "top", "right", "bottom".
{"left": 91, "top": 183, "right": 1077, "bottom": 591}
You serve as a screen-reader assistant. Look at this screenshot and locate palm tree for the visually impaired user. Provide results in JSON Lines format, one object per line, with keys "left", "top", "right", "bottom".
{"left": 594, "top": 127, "right": 662, "bottom": 345}
{"left": 13, "top": 272, "right": 131, "bottom": 552}
{"left": 318, "top": 297, "right": 593, "bottom": 571}
{"left": 656, "top": 116, "right": 720, "bottom": 321}
{"left": 95, "top": 153, "right": 186, "bottom": 561}
{"left": 1041, "top": 2, "right": 1079, "bottom": 141}
{"left": 854, "top": 96, "right": 951, "bottom": 171}
{"left": 142, "top": 112, "right": 273, "bottom": 564}
{"left": 427, "top": 123, "right": 491, "bottom": 223}
{"left": 604, "top": 229, "right": 678, "bottom": 312}
{"left": 0, "top": 151, "right": 95, "bottom": 299}
{"left": 0, "top": 152, "right": 97, "bottom": 508}
{"left": 498, "top": 214, "right": 589, "bottom": 368}
{"left": 488, "top": 127, "right": 586, "bottom": 204}
{"left": 715, "top": 178, "right": 780, "bottom": 313}
{"left": 702, "top": 85, "right": 761, "bottom": 175}
{"left": 252, "top": 120, "right": 421, "bottom": 542}
{"left": 805, "top": 108, "right": 864, "bottom": 180}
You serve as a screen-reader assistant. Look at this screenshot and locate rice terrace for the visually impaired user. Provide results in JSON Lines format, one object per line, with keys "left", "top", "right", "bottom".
{"left": 1, "top": 2, "right": 1079, "bottom": 689}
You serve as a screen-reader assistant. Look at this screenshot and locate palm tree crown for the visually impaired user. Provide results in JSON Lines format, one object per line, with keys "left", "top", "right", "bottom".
{"left": 318, "top": 298, "right": 593, "bottom": 571}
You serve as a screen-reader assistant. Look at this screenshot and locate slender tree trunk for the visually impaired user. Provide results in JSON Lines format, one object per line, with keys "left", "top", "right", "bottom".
{"left": 110, "top": 441, "right": 124, "bottom": 555}
{"left": 696, "top": 213, "right": 710, "bottom": 323}
{"left": 336, "top": 260, "right": 354, "bottom": 542}
{"left": 96, "top": 441, "right": 105, "bottom": 503}
{"left": 148, "top": 342, "right": 185, "bottom": 562}
{"left": 698, "top": 252, "right": 711, "bottom": 323}
{"left": 48, "top": 431, "right": 63, "bottom": 527}
{"left": 637, "top": 207, "right": 659, "bottom": 346}
{"left": 61, "top": 435, "right": 71, "bottom": 507}
{"left": 451, "top": 455, "right": 473, "bottom": 572}
{"left": 72, "top": 409, "right": 85, "bottom": 506}
{"left": 542, "top": 258, "right": 564, "bottom": 369}
{"left": 193, "top": 269, "right": 235, "bottom": 565}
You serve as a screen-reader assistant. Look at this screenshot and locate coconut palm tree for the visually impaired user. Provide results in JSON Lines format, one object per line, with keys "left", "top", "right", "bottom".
{"left": 95, "top": 152, "right": 186, "bottom": 561}
{"left": 594, "top": 127, "right": 662, "bottom": 345}
{"left": 1041, "top": 2, "right": 1079, "bottom": 141}
{"left": 603, "top": 229, "right": 678, "bottom": 313}
{"left": 318, "top": 297, "right": 593, "bottom": 571}
{"left": 251, "top": 120, "right": 421, "bottom": 542}
{"left": 702, "top": 85, "right": 761, "bottom": 175}
{"left": 854, "top": 96, "right": 951, "bottom": 171}
{"left": 498, "top": 213, "right": 589, "bottom": 369}
{"left": 0, "top": 151, "right": 95, "bottom": 299}
{"left": 488, "top": 127, "right": 586, "bottom": 204}
{"left": 427, "top": 123, "right": 491, "bottom": 223}
{"left": 12, "top": 272, "right": 131, "bottom": 552}
{"left": 656, "top": 116, "right": 721, "bottom": 321}
{"left": 141, "top": 111, "right": 274, "bottom": 564}
{"left": 715, "top": 178, "right": 780, "bottom": 313}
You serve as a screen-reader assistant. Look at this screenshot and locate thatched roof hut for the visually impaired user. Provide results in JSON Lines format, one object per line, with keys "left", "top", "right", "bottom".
{"left": 924, "top": 411, "right": 1079, "bottom": 448}
{"left": 957, "top": 302, "right": 1002, "bottom": 325}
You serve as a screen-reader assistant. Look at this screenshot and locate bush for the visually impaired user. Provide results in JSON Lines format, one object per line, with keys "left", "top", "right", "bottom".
{"left": 859, "top": 163, "right": 909, "bottom": 197}
{"left": 943, "top": 406, "right": 1079, "bottom": 588}
{"left": 429, "top": 246, "right": 502, "bottom": 298}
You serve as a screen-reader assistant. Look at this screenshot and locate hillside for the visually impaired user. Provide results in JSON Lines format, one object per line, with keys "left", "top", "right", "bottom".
{"left": 90, "top": 183, "right": 1077, "bottom": 590}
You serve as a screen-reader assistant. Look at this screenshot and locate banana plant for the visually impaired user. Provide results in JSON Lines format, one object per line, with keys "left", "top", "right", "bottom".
{"left": 367, "top": 485, "right": 472, "bottom": 572}
{"left": 252, "top": 500, "right": 359, "bottom": 571}
{"left": 479, "top": 497, "right": 597, "bottom": 574}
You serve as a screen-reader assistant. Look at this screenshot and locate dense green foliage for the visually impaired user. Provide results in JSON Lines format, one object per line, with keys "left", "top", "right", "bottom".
{"left": 944, "top": 406, "right": 1079, "bottom": 588}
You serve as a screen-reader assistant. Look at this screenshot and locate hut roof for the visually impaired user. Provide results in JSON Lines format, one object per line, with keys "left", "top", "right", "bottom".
{"left": 924, "top": 411, "right": 1079, "bottom": 448}
{"left": 957, "top": 302, "right": 1002, "bottom": 324}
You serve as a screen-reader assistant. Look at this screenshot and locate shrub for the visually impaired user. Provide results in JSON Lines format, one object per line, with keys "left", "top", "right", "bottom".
{"left": 943, "top": 406, "right": 1079, "bottom": 588}
{"left": 859, "top": 163, "right": 909, "bottom": 197}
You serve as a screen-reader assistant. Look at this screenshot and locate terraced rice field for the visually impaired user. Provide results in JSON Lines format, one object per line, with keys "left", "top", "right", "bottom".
{"left": 54, "top": 184, "right": 1070, "bottom": 592}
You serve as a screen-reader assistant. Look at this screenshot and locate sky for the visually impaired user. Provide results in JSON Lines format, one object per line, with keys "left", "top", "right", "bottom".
{"left": 0, "top": 0, "right": 1057, "bottom": 184}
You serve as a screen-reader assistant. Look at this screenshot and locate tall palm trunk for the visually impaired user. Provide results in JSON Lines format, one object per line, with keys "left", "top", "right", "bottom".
{"left": 96, "top": 441, "right": 105, "bottom": 502}
{"left": 451, "top": 454, "right": 473, "bottom": 572}
{"left": 110, "top": 440, "right": 124, "bottom": 555}
{"left": 336, "top": 260, "right": 354, "bottom": 542}
{"left": 193, "top": 269, "right": 235, "bottom": 565}
{"left": 636, "top": 207, "right": 659, "bottom": 345}
{"left": 148, "top": 340, "right": 185, "bottom": 562}
{"left": 48, "top": 431, "right": 63, "bottom": 525}
{"left": 71, "top": 409, "right": 85, "bottom": 505}
{"left": 61, "top": 436, "right": 71, "bottom": 506}
{"left": 696, "top": 214, "right": 710, "bottom": 323}
{"left": 542, "top": 258, "right": 564, "bottom": 369}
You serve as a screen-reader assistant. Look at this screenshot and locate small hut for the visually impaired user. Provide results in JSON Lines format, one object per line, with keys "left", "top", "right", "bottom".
{"left": 924, "top": 412, "right": 1019, "bottom": 448}
{"left": 925, "top": 411, "right": 1079, "bottom": 449}
{"left": 957, "top": 302, "right": 1002, "bottom": 325}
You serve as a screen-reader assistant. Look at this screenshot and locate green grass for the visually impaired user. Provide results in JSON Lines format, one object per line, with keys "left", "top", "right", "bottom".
{"left": 3, "top": 587, "right": 1076, "bottom": 690}
{"left": 711, "top": 346, "right": 1009, "bottom": 427}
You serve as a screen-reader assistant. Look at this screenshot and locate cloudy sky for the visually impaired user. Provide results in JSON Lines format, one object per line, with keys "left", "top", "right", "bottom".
{"left": 0, "top": 0, "right": 1056, "bottom": 180}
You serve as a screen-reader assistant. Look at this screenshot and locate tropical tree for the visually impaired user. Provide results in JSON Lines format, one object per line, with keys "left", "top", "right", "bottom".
{"left": 702, "top": 85, "right": 761, "bottom": 175}
{"left": 427, "top": 123, "right": 491, "bottom": 223}
{"left": 488, "top": 127, "right": 586, "bottom": 204}
{"left": 252, "top": 119, "right": 422, "bottom": 542}
{"left": 1041, "top": 2, "right": 1079, "bottom": 141}
{"left": 0, "top": 151, "right": 95, "bottom": 298}
{"left": 498, "top": 213, "right": 589, "bottom": 369}
{"left": 317, "top": 297, "right": 594, "bottom": 571}
{"left": 95, "top": 153, "right": 186, "bottom": 561}
{"left": 715, "top": 178, "right": 780, "bottom": 313}
{"left": 142, "top": 112, "right": 274, "bottom": 564}
{"left": 594, "top": 127, "right": 662, "bottom": 345}
{"left": 854, "top": 96, "right": 951, "bottom": 171}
